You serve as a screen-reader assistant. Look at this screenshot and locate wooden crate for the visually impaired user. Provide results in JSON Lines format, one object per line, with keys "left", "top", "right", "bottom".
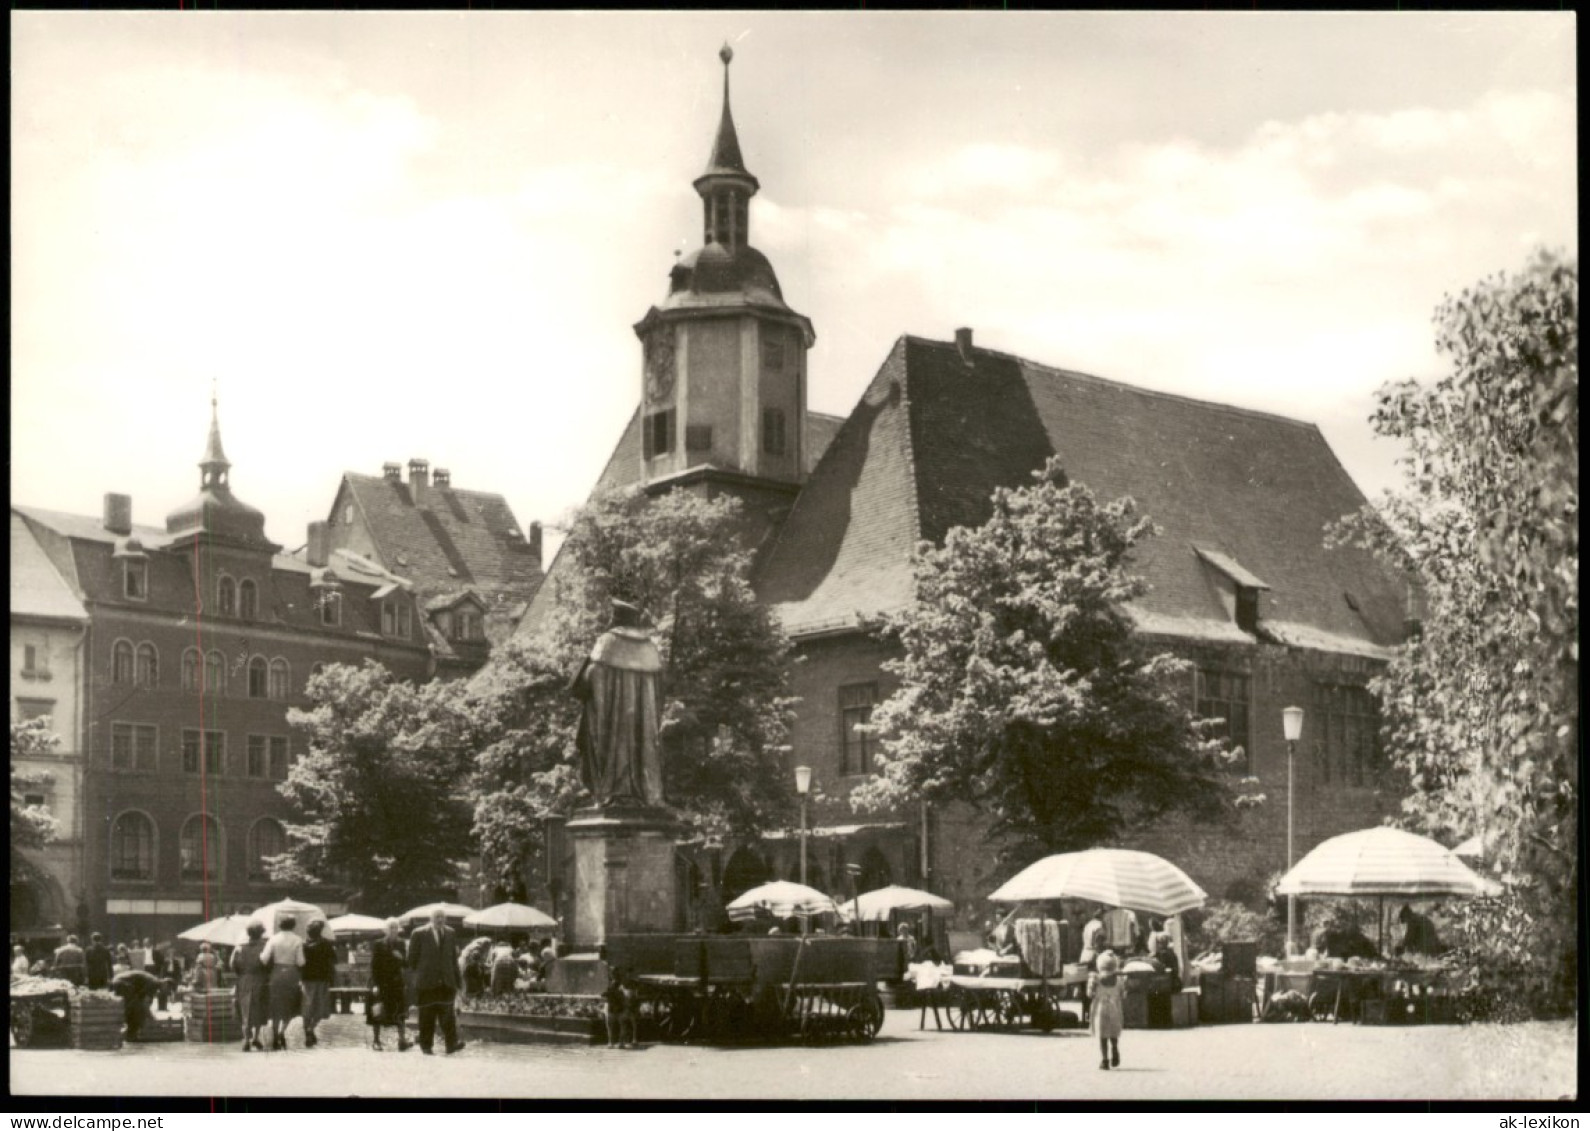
{"left": 1170, "top": 990, "right": 1199, "bottom": 1028}
{"left": 1225, "top": 976, "right": 1256, "bottom": 1023}
{"left": 1123, "top": 989, "right": 1150, "bottom": 1029}
{"left": 184, "top": 990, "right": 242, "bottom": 1043}
{"left": 69, "top": 999, "right": 124, "bottom": 1050}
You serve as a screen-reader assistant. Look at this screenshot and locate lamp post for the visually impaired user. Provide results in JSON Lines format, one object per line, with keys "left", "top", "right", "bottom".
{"left": 795, "top": 765, "right": 812, "bottom": 888}
{"left": 1282, "top": 706, "right": 1304, "bottom": 957}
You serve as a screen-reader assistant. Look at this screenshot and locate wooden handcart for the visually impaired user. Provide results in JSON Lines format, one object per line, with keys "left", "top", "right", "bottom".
{"left": 615, "top": 934, "right": 895, "bottom": 1045}
{"left": 944, "top": 969, "right": 1087, "bottom": 1032}
{"left": 9, "top": 982, "right": 73, "bottom": 1048}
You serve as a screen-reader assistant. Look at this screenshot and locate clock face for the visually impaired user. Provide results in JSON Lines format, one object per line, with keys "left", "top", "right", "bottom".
{"left": 645, "top": 327, "right": 676, "bottom": 401}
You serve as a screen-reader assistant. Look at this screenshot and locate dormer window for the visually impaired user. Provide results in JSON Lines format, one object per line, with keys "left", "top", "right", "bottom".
{"left": 455, "top": 608, "right": 482, "bottom": 642}
{"left": 1235, "top": 587, "right": 1260, "bottom": 635}
{"left": 319, "top": 591, "right": 343, "bottom": 627}
{"left": 123, "top": 559, "right": 148, "bottom": 601}
{"left": 381, "top": 600, "right": 412, "bottom": 639}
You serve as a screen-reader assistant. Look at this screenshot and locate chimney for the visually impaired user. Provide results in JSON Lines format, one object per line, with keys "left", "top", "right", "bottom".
{"left": 382, "top": 462, "right": 402, "bottom": 482}
{"left": 306, "top": 521, "right": 330, "bottom": 568}
{"left": 954, "top": 327, "right": 975, "bottom": 366}
{"left": 408, "top": 458, "right": 429, "bottom": 502}
{"left": 528, "top": 521, "right": 543, "bottom": 570}
{"left": 433, "top": 468, "right": 451, "bottom": 489}
{"left": 103, "top": 493, "right": 132, "bottom": 535}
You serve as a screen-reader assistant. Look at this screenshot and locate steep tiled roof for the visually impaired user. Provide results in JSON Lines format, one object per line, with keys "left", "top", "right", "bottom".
{"left": 755, "top": 335, "right": 1406, "bottom": 652}
{"left": 337, "top": 473, "right": 541, "bottom": 600}
{"left": 10, "top": 512, "right": 88, "bottom": 622}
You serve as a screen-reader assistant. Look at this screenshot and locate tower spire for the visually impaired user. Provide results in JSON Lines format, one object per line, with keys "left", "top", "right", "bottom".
{"left": 201, "top": 386, "right": 231, "bottom": 488}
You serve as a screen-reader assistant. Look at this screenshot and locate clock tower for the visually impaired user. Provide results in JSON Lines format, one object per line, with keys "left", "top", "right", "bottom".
{"left": 633, "top": 45, "right": 815, "bottom": 501}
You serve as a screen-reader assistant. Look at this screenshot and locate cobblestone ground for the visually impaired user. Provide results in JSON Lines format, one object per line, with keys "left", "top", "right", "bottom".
{"left": 9, "top": 1010, "right": 1578, "bottom": 1102}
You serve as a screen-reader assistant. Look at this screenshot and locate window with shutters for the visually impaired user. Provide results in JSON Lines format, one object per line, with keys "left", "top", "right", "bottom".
{"left": 643, "top": 409, "right": 676, "bottom": 459}
{"left": 839, "top": 682, "right": 880, "bottom": 776}
{"left": 1195, "top": 670, "right": 1252, "bottom": 774}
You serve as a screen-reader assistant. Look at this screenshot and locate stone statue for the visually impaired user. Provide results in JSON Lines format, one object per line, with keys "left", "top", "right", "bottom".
{"left": 571, "top": 600, "right": 665, "bottom": 808}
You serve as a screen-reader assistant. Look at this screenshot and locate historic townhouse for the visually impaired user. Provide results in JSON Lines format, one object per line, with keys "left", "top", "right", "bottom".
{"left": 12, "top": 404, "right": 433, "bottom": 942}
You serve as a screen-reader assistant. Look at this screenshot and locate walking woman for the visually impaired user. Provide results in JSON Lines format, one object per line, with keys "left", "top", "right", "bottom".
{"left": 260, "top": 914, "right": 306, "bottom": 1050}
{"left": 367, "top": 918, "right": 411, "bottom": 1052}
{"left": 231, "top": 922, "right": 269, "bottom": 1051}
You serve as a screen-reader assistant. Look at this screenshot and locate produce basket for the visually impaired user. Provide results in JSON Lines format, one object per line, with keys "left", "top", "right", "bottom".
{"left": 183, "top": 989, "right": 242, "bottom": 1043}
{"left": 70, "top": 995, "right": 125, "bottom": 1050}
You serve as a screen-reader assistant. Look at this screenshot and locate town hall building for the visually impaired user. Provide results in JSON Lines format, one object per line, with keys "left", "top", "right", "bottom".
{"left": 520, "top": 47, "right": 1413, "bottom": 931}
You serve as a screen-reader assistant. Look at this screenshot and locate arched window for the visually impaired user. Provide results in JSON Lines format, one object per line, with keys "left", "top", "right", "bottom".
{"left": 111, "top": 640, "right": 135, "bottom": 685}
{"left": 110, "top": 811, "right": 155, "bottom": 881}
{"left": 204, "top": 651, "right": 226, "bottom": 696}
{"left": 268, "top": 658, "right": 290, "bottom": 702}
{"left": 247, "top": 656, "right": 268, "bottom": 699}
{"left": 248, "top": 818, "right": 287, "bottom": 881}
{"left": 181, "top": 648, "right": 201, "bottom": 691}
{"left": 135, "top": 642, "right": 158, "bottom": 688}
{"left": 179, "top": 814, "right": 222, "bottom": 882}
{"left": 239, "top": 579, "right": 258, "bottom": 620}
{"left": 218, "top": 576, "right": 237, "bottom": 617}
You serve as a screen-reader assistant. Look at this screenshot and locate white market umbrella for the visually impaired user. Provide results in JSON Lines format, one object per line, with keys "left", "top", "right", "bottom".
{"left": 248, "top": 898, "right": 327, "bottom": 933}
{"left": 1275, "top": 827, "right": 1503, "bottom": 898}
{"left": 326, "top": 913, "right": 389, "bottom": 940}
{"left": 399, "top": 901, "right": 476, "bottom": 927}
{"left": 463, "top": 902, "right": 558, "bottom": 932}
{"left": 988, "top": 848, "right": 1208, "bottom": 917}
{"left": 1452, "top": 833, "right": 1488, "bottom": 862}
{"left": 726, "top": 880, "right": 840, "bottom": 922}
{"left": 177, "top": 913, "right": 253, "bottom": 948}
{"left": 852, "top": 885, "right": 955, "bottom": 922}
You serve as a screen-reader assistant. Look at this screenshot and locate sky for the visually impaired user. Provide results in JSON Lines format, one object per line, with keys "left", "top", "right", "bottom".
{"left": 11, "top": 11, "right": 1577, "bottom": 559}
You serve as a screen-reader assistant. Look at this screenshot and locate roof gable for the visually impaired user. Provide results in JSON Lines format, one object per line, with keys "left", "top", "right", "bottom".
{"left": 10, "top": 512, "right": 88, "bottom": 622}
{"left": 337, "top": 473, "right": 542, "bottom": 600}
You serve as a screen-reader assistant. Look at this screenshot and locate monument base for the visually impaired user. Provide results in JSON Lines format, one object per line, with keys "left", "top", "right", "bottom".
{"left": 566, "top": 805, "right": 678, "bottom": 948}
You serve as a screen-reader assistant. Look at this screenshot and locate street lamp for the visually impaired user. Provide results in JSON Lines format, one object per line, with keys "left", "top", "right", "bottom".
{"left": 1282, "top": 706, "right": 1305, "bottom": 957}
{"left": 795, "top": 765, "right": 812, "bottom": 888}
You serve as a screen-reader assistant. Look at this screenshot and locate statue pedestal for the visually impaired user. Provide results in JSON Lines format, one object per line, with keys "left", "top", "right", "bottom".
{"left": 566, "top": 806, "right": 678, "bottom": 949}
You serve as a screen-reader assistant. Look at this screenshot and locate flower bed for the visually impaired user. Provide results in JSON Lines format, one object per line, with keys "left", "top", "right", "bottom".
{"left": 456, "top": 991, "right": 606, "bottom": 1045}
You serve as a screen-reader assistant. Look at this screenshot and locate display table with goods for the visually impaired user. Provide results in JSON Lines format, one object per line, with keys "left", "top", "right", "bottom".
{"left": 1255, "top": 956, "right": 1465, "bottom": 1025}
{"left": 8, "top": 978, "right": 129, "bottom": 1050}
{"left": 455, "top": 990, "right": 607, "bottom": 1045}
{"left": 944, "top": 936, "right": 1089, "bottom": 1033}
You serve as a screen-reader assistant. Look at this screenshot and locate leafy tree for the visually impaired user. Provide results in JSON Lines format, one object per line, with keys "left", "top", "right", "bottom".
{"left": 853, "top": 459, "right": 1245, "bottom": 861}
{"left": 468, "top": 486, "right": 798, "bottom": 887}
{"left": 277, "top": 661, "right": 476, "bottom": 911}
{"left": 1330, "top": 248, "right": 1577, "bottom": 1012}
{"left": 10, "top": 717, "right": 58, "bottom": 882}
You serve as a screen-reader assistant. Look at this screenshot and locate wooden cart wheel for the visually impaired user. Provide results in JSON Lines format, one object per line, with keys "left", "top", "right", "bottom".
{"left": 854, "top": 993, "right": 884, "bottom": 1041}
{"left": 11, "top": 1003, "right": 36, "bottom": 1048}
{"left": 654, "top": 993, "right": 698, "bottom": 1041}
{"left": 945, "top": 989, "right": 974, "bottom": 1031}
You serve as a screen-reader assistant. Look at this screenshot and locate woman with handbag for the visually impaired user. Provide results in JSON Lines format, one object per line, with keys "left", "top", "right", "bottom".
{"left": 367, "top": 918, "right": 411, "bottom": 1051}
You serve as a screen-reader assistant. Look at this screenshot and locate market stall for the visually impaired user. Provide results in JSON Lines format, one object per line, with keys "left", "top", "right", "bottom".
{"left": 1267, "top": 826, "right": 1500, "bottom": 1025}
{"left": 944, "top": 848, "right": 1207, "bottom": 1033}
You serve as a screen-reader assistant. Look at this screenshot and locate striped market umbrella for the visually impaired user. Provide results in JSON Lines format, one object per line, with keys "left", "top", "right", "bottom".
{"left": 326, "top": 913, "right": 390, "bottom": 940}
{"left": 463, "top": 902, "right": 558, "bottom": 932}
{"left": 177, "top": 913, "right": 254, "bottom": 948}
{"left": 399, "top": 902, "right": 476, "bottom": 927}
{"left": 988, "top": 849, "right": 1208, "bottom": 917}
{"left": 852, "top": 885, "right": 955, "bottom": 922}
{"left": 1275, "top": 826, "right": 1503, "bottom": 898}
{"left": 726, "top": 880, "right": 840, "bottom": 922}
